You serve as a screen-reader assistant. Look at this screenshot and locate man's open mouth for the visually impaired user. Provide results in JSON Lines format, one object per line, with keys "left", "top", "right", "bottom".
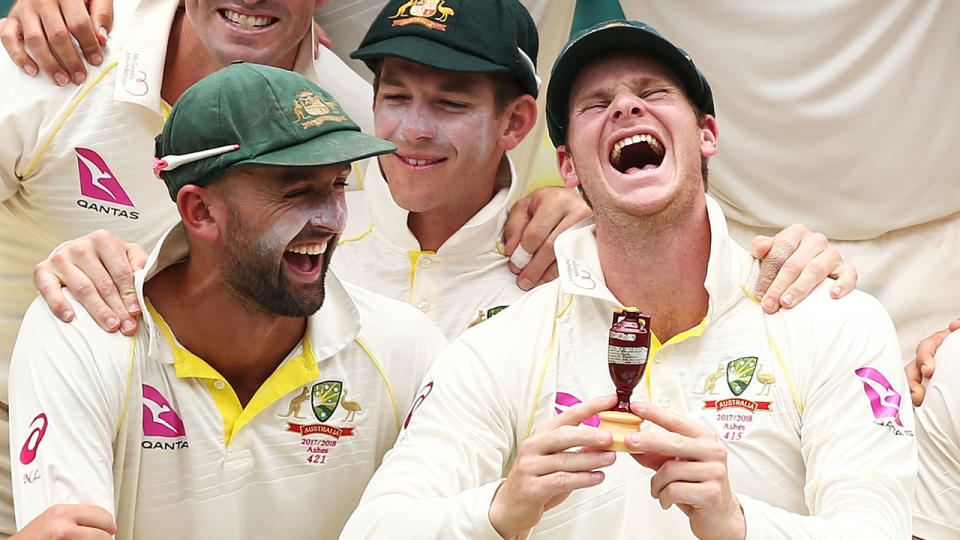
{"left": 609, "top": 134, "right": 665, "bottom": 174}
{"left": 220, "top": 9, "right": 277, "bottom": 29}
{"left": 283, "top": 241, "right": 328, "bottom": 275}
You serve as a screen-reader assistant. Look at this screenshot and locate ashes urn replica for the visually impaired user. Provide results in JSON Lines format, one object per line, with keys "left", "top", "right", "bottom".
{"left": 598, "top": 308, "right": 650, "bottom": 452}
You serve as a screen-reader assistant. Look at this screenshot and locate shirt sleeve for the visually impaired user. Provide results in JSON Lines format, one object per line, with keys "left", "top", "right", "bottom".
{"left": 341, "top": 337, "right": 522, "bottom": 539}
{"left": 0, "top": 59, "right": 27, "bottom": 201}
{"left": 912, "top": 332, "right": 960, "bottom": 539}
{"left": 0, "top": 52, "right": 72, "bottom": 201}
{"left": 742, "top": 291, "right": 916, "bottom": 539}
{"left": 8, "top": 295, "right": 133, "bottom": 528}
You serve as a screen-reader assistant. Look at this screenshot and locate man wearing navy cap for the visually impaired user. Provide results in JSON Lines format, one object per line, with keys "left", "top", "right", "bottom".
{"left": 342, "top": 18, "right": 915, "bottom": 540}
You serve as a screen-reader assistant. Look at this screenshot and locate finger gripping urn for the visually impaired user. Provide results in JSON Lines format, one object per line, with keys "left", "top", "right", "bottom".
{"left": 598, "top": 308, "right": 650, "bottom": 452}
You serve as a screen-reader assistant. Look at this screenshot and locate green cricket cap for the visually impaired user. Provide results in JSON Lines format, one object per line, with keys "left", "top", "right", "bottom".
{"left": 350, "top": 0, "right": 540, "bottom": 97}
{"left": 546, "top": 19, "right": 715, "bottom": 147}
{"left": 155, "top": 62, "right": 396, "bottom": 201}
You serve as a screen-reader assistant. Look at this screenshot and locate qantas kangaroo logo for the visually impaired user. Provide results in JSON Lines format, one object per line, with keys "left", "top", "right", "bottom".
{"left": 854, "top": 367, "right": 904, "bottom": 427}
{"left": 142, "top": 384, "right": 186, "bottom": 437}
{"left": 76, "top": 147, "right": 134, "bottom": 206}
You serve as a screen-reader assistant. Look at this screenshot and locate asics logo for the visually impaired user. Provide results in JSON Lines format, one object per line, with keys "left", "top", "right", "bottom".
{"left": 19, "top": 413, "right": 48, "bottom": 465}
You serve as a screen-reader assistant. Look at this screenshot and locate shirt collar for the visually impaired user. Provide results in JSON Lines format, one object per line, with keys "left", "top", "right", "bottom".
{"left": 112, "top": 0, "right": 179, "bottom": 112}
{"left": 554, "top": 194, "right": 756, "bottom": 321}
{"left": 362, "top": 155, "right": 518, "bottom": 258}
{"left": 134, "top": 222, "right": 361, "bottom": 361}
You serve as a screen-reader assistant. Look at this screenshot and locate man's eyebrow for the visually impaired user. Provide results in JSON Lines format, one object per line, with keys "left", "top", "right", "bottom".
{"left": 573, "top": 74, "right": 678, "bottom": 106}
{"left": 378, "top": 70, "right": 480, "bottom": 97}
{"left": 262, "top": 167, "right": 323, "bottom": 187}
{"left": 573, "top": 87, "right": 611, "bottom": 106}
{"left": 434, "top": 78, "right": 481, "bottom": 96}
{"left": 634, "top": 73, "right": 676, "bottom": 89}
{"left": 277, "top": 169, "right": 311, "bottom": 183}
{"left": 378, "top": 73, "right": 404, "bottom": 88}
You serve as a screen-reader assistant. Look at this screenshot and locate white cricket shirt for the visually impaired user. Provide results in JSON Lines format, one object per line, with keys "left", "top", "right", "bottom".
{"left": 9, "top": 223, "right": 445, "bottom": 539}
{"left": 343, "top": 196, "right": 916, "bottom": 539}
{"left": 0, "top": 0, "right": 375, "bottom": 403}
{"left": 333, "top": 156, "right": 526, "bottom": 339}
{"left": 913, "top": 331, "right": 960, "bottom": 539}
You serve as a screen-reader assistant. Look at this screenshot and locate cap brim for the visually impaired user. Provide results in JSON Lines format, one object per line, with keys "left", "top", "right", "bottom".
{"left": 547, "top": 22, "right": 710, "bottom": 146}
{"left": 351, "top": 35, "right": 510, "bottom": 74}
{"left": 241, "top": 129, "right": 397, "bottom": 169}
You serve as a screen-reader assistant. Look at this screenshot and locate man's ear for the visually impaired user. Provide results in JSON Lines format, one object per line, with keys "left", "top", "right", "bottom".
{"left": 556, "top": 144, "right": 581, "bottom": 188}
{"left": 699, "top": 114, "right": 718, "bottom": 157}
{"left": 176, "top": 185, "right": 223, "bottom": 242}
{"left": 497, "top": 94, "right": 537, "bottom": 151}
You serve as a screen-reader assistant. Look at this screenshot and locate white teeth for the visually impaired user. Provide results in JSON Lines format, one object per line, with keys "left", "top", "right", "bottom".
{"left": 287, "top": 243, "right": 326, "bottom": 256}
{"left": 223, "top": 9, "right": 274, "bottom": 28}
{"left": 610, "top": 133, "right": 665, "bottom": 165}
{"left": 401, "top": 157, "right": 439, "bottom": 167}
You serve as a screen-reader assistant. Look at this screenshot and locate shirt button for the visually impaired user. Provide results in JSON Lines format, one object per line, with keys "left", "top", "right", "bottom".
{"left": 214, "top": 380, "right": 226, "bottom": 390}
{"left": 654, "top": 355, "right": 664, "bottom": 364}
{"left": 419, "top": 257, "right": 432, "bottom": 268}
{"left": 658, "top": 397, "right": 671, "bottom": 408}
{"left": 417, "top": 300, "right": 430, "bottom": 312}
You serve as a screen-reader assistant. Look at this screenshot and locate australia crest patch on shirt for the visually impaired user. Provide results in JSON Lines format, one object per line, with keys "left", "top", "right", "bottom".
{"left": 280, "top": 380, "right": 362, "bottom": 465}
{"left": 695, "top": 356, "right": 775, "bottom": 441}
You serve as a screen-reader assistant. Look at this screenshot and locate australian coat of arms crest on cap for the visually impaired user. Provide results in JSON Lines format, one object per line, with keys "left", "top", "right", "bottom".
{"left": 292, "top": 90, "right": 346, "bottom": 129}
{"left": 389, "top": 0, "right": 455, "bottom": 31}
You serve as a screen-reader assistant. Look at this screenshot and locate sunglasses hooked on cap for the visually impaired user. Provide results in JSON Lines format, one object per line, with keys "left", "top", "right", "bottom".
{"left": 153, "top": 144, "right": 240, "bottom": 179}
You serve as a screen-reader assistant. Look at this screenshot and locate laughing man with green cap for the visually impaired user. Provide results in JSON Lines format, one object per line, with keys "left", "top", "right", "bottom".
{"left": 342, "top": 16, "right": 915, "bottom": 540}
{"left": 7, "top": 63, "right": 446, "bottom": 540}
